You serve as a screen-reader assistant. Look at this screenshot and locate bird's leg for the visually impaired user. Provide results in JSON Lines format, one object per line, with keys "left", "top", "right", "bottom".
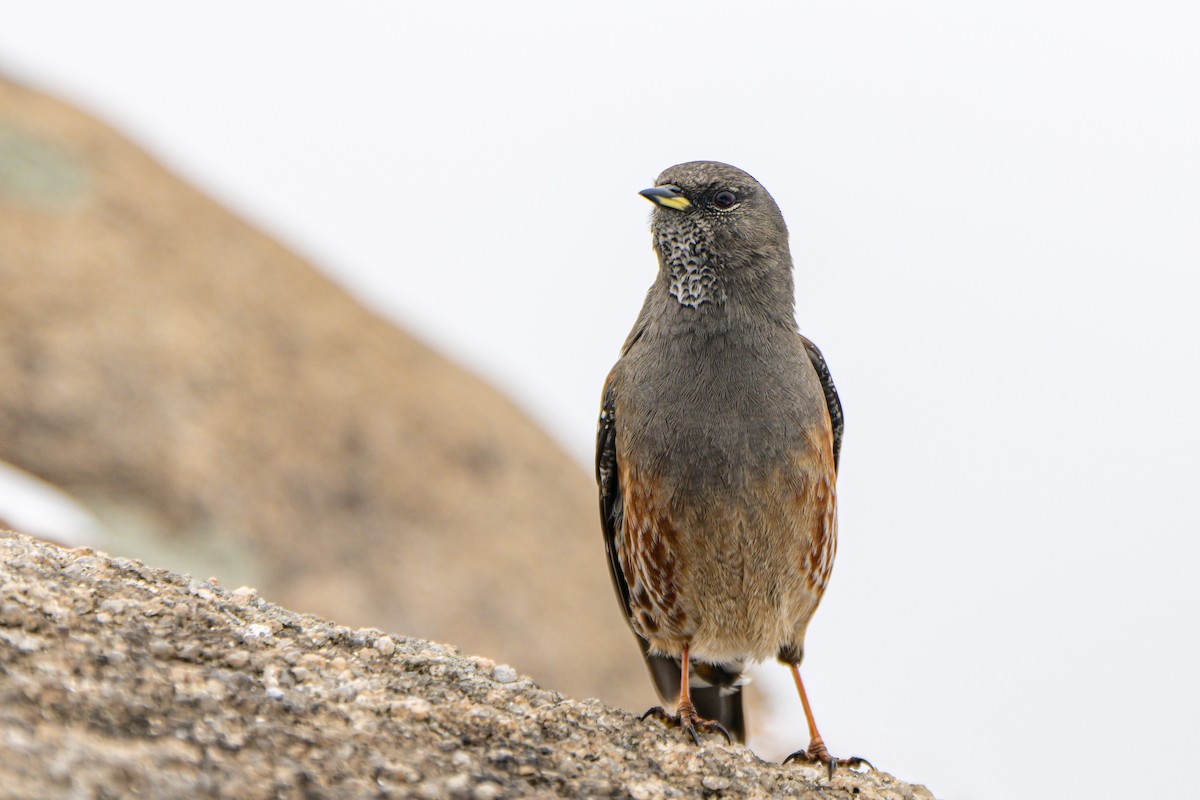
{"left": 782, "top": 664, "right": 872, "bottom": 777}
{"left": 639, "top": 645, "right": 731, "bottom": 745}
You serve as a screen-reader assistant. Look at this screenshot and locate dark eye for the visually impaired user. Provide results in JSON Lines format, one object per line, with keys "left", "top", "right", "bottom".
{"left": 713, "top": 190, "right": 737, "bottom": 209}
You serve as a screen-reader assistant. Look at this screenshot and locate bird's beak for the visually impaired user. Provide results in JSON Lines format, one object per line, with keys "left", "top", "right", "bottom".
{"left": 639, "top": 185, "right": 691, "bottom": 211}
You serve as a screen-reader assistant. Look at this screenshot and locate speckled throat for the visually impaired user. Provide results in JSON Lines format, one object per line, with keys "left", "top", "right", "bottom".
{"left": 656, "top": 227, "right": 722, "bottom": 309}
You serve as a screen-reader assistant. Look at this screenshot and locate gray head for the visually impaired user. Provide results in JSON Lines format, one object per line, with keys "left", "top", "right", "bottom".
{"left": 639, "top": 161, "right": 794, "bottom": 321}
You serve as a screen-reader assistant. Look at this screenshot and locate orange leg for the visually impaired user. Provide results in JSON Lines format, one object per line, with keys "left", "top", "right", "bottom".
{"left": 783, "top": 664, "right": 872, "bottom": 777}
{"left": 640, "top": 644, "right": 731, "bottom": 744}
{"left": 792, "top": 663, "right": 832, "bottom": 760}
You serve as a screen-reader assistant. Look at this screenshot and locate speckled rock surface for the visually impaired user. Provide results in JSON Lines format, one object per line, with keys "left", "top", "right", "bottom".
{"left": 0, "top": 532, "right": 934, "bottom": 799}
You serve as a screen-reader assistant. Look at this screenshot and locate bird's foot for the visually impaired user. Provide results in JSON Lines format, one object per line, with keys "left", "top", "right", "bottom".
{"left": 783, "top": 738, "right": 873, "bottom": 779}
{"left": 640, "top": 701, "right": 731, "bottom": 745}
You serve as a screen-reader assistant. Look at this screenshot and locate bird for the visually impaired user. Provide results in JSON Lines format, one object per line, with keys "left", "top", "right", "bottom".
{"left": 596, "top": 161, "right": 867, "bottom": 773}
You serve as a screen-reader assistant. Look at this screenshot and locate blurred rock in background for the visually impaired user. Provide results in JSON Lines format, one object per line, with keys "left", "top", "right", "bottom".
{"left": 0, "top": 75, "right": 644, "bottom": 709}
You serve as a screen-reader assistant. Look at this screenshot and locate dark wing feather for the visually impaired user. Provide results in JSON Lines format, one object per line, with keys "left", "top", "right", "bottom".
{"left": 596, "top": 377, "right": 630, "bottom": 616}
{"left": 596, "top": 374, "right": 746, "bottom": 742}
{"left": 800, "top": 335, "right": 844, "bottom": 471}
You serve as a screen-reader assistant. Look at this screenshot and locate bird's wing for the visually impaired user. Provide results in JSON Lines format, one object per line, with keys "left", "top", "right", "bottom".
{"left": 596, "top": 371, "right": 746, "bottom": 742}
{"left": 596, "top": 374, "right": 631, "bottom": 618}
{"left": 800, "top": 335, "right": 844, "bottom": 471}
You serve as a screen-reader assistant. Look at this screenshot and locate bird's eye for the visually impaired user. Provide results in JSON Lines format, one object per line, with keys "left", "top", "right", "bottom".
{"left": 713, "top": 190, "right": 738, "bottom": 209}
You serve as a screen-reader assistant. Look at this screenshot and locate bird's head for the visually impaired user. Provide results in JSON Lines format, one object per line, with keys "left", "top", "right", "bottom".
{"left": 640, "top": 161, "right": 793, "bottom": 313}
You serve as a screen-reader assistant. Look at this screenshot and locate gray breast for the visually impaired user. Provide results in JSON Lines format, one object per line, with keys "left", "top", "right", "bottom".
{"left": 617, "top": 326, "right": 827, "bottom": 497}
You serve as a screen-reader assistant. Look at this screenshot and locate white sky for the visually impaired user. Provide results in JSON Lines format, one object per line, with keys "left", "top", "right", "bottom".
{"left": 2, "top": 3, "right": 1199, "bottom": 798}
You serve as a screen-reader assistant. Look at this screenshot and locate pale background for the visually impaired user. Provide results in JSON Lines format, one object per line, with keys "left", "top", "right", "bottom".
{"left": 2, "top": 3, "right": 1198, "bottom": 798}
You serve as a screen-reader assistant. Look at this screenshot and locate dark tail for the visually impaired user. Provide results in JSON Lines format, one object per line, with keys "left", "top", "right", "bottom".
{"left": 640, "top": 642, "right": 746, "bottom": 743}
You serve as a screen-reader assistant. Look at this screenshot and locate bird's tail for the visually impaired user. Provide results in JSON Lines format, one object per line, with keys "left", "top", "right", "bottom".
{"left": 641, "top": 644, "right": 746, "bottom": 743}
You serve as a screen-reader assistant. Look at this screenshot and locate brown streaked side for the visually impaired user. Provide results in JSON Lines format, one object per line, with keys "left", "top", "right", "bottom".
{"left": 618, "top": 460, "right": 688, "bottom": 646}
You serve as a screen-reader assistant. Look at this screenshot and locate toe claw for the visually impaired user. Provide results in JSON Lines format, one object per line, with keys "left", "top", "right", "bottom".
{"left": 783, "top": 746, "right": 872, "bottom": 778}
{"left": 639, "top": 704, "right": 730, "bottom": 746}
{"left": 706, "top": 720, "right": 732, "bottom": 745}
{"left": 639, "top": 706, "right": 670, "bottom": 724}
{"left": 784, "top": 752, "right": 805, "bottom": 766}
{"left": 689, "top": 717, "right": 731, "bottom": 745}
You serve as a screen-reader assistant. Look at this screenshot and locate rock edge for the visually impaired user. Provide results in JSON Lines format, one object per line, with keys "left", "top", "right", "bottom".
{"left": 0, "top": 531, "right": 934, "bottom": 799}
